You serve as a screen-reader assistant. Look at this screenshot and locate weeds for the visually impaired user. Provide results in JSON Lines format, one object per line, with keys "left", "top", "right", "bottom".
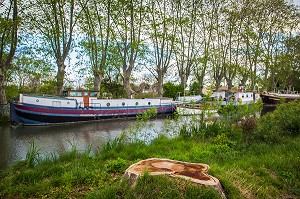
{"left": 253, "top": 100, "right": 300, "bottom": 143}
{"left": 25, "top": 139, "right": 40, "bottom": 167}
{"left": 0, "top": 101, "right": 300, "bottom": 198}
{"left": 105, "top": 158, "right": 128, "bottom": 173}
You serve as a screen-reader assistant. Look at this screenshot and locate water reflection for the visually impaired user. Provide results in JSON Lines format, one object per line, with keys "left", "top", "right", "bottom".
{"left": 0, "top": 119, "right": 139, "bottom": 170}
{"left": 261, "top": 105, "right": 277, "bottom": 116}
{"left": 0, "top": 105, "right": 276, "bottom": 170}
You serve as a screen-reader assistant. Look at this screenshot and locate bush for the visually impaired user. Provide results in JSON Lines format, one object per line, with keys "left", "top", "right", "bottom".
{"left": 4, "top": 85, "right": 19, "bottom": 101}
{"left": 163, "top": 82, "right": 184, "bottom": 99}
{"left": 274, "top": 100, "right": 300, "bottom": 136}
{"left": 253, "top": 113, "right": 281, "bottom": 143}
{"left": 240, "top": 116, "right": 257, "bottom": 133}
{"left": 253, "top": 100, "right": 300, "bottom": 143}
{"left": 105, "top": 158, "right": 128, "bottom": 173}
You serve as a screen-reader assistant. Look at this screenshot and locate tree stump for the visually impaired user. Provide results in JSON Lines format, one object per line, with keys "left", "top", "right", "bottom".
{"left": 123, "top": 158, "right": 225, "bottom": 198}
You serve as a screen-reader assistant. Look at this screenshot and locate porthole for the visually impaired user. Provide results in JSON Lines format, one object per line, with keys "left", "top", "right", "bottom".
{"left": 135, "top": 102, "right": 139, "bottom": 106}
{"left": 36, "top": 99, "right": 39, "bottom": 102}
{"left": 242, "top": 95, "right": 244, "bottom": 98}
{"left": 67, "top": 102, "right": 70, "bottom": 104}
{"left": 148, "top": 102, "right": 151, "bottom": 105}
{"left": 106, "top": 102, "right": 110, "bottom": 107}
{"left": 122, "top": 102, "right": 125, "bottom": 106}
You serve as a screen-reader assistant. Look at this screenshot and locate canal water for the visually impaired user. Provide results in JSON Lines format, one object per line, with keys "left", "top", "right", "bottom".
{"left": 0, "top": 105, "right": 276, "bottom": 171}
{"left": 0, "top": 118, "right": 173, "bottom": 170}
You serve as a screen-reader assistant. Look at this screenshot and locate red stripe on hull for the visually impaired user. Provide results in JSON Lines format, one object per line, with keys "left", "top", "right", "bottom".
{"left": 13, "top": 103, "right": 174, "bottom": 116}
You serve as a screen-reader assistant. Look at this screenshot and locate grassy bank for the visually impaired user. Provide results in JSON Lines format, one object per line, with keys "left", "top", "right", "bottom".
{"left": 0, "top": 101, "right": 299, "bottom": 198}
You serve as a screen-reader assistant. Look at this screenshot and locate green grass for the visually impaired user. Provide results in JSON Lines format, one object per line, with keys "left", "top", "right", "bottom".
{"left": 0, "top": 101, "right": 299, "bottom": 198}
{"left": 1, "top": 136, "right": 299, "bottom": 198}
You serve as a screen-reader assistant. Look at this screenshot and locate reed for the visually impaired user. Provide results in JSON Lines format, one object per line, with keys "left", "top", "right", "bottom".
{"left": 25, "top": 139, "right": 40, "bottom": 167}
{"left": 0, "top": 101, "right": 299, "bottom": 198}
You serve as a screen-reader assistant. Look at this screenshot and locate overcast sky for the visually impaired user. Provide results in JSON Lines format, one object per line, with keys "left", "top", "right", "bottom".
{"left": 292, "top": 0, "right": 300, "bottom": 5}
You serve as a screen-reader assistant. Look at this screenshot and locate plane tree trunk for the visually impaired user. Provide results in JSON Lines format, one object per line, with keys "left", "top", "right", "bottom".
{"left": 0, "top": 0, "right": 18, "bottom": 106}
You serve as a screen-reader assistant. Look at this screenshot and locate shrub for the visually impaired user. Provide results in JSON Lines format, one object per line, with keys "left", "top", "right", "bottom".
{"left": 105, "top": 158, "right": 128, "bottom": 173}
{"left": 274, "top": 100, "right": 300, "bottom": 136}
{"left": 253, "top": 100, "right": 300, "bottom": 143}
{"left": 25, "top": 140, "right": 40, "bottom": 167}
{"left": 240, "top": 116, "right": 257, "bottom": 133}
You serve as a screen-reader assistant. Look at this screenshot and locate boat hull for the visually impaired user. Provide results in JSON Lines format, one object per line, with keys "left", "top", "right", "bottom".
{"left": 176, "top": 107, "right": 218, "bottom": 117}
{"left": 260, "top": 93, "right": 300, "bottom": 104}
{"left": 10, "top": 102, "right": 175, "bottom": 125}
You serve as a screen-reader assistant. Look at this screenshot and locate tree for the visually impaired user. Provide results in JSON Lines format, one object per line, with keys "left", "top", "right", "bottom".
{"left": 0, "top": 0, "right": 18, "bottom": 105}
{"left": 22, "top": 0, "right": 87, "bottom": 95}
{"left": 173, "top": 0, "right": 198, "bottom": 90}
{"left": 8, "top": 56, "right": 55, "bottom": 94}
{"left": 145, "top": 0, "right": 176, "bottom": 97}
{"left": 223, "top": 1, "right": 244, "bottom": 93}
{"left": 194, "top": 0, "right": 215, "bottom": 95}
{"left": 78, "top": 0, "right": 112, "bottom": 92}
{"left": 111, "top": 0, "right": 145, "bottom": 98}
{"left": 210, "top": 0, "right": 226, "bottom": 91}
{"left": 163, "top": 82, "right": 183, "bottom": 99}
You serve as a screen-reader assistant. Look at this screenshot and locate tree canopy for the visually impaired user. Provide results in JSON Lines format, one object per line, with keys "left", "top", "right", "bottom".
{"left": 1, "top": 0, "right": 300, "bottom": 101}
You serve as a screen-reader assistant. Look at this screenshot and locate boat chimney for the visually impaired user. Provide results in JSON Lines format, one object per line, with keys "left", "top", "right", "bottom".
{"left": 19, "top": 94, "right": 23, "bottom": 103}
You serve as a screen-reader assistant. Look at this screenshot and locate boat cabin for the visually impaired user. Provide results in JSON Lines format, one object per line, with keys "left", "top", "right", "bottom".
{"left": 63, "top": 90, "right": 99, "bottom": 108}
{"left": 18, "top": 90, "right": 173, "bottom": 110}
{"left": 211, "top": 91, "right": 256, "bottom": 105}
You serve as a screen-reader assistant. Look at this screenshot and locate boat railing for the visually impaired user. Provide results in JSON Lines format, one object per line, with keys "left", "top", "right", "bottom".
{"left": 77, "top": 102, "right": 174, "bottom": 109}
{"left": 278, "top": 89, "right": 298, "bottom": 95}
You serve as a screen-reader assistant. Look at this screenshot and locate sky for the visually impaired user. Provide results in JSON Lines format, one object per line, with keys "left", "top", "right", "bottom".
{"left": 292, "top": 0, "right": 300, "bottom": 5}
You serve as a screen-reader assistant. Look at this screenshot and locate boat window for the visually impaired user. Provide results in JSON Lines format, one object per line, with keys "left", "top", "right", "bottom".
{"left": 122, "top": 102, "right": 125, "bottom": 106}
{"left": 148, "top": 102, "right": 151, "bottom": 105}
{"left": 84, "top": 92, "right": 89, "bottom": 97}
{"left": 70, "top": 91, "right": 82, "bottom": 97}
{"left": 52, "top": 101, "right": 61, "bottom": 108}
{"left": 135, "top": 102, "right": 139, "bottom": 106}
{"left": 36, "top": 99, "right": 39, "bottom": 102}
{"left": 90, "top": 92, "right": 98, "bottom": 97}
{"left": 106, "top": 102, "right": 110, "bottom": 107}
{"left": 63, "top": 91, "right": 68, "bottom": 97}
{"left": 242, "top": 95, "right": 244, "bottom": 98}
{"left": 67, "top": 102, "right": 70, "bottom": 104}
{"left": 246, "top": 94, "right": 248, "bottom": 97}
{"left": 251, "top": 94, "right": 252, "bottom": 97}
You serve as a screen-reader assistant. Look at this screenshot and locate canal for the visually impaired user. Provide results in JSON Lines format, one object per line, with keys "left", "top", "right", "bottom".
{"left": 0, "top": 105, "right": 276, "bottom": 170}
{"left": 0, "top": 118, "right": 172, "bottom": 170}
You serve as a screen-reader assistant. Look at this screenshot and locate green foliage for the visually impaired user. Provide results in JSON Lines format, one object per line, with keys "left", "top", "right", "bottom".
{"left": 25, "top": 140, "right": 40, "bottom": 167}
{"left": 86, "top": 174, "right": 221, "bottom": 199}
{"left": 101, "top": 81, "right": 126, "bottom": 98}
{"left": 178, "top": 119, "right": 242, "bottom": 147}
{"left": 219, "top": 100, "right": 262, "bottom": 125}
{"left": 189, "top": 81, "right": 200, "bottom": 95}
{"left": 274, "top": 100, "right": 300, "bottom": 135}
{"left": 1, "top": 135, "right": 300, "bottom": 198}
{"left": 240, "top": 116, "right": 257, "bottom": 134}
{"left": 253, "top": 100, "right": 300, "bottom": 143}
{"left": 134, "top": 92, "right": 158, "bottom": 99}
{"left": 131, "top": 173, "right": 222, "bottom": 199}
{"left": 4, "top": 85, "right": 19, "bottom": 101}
{"left": 240, "top": 116, "right": 258, "bottom": 142}
{"left": 105, "top": 158, "right": 128, "bottom": 173}
{"left": 37, "top": 80, "right": 57, "bottom": 95}
{"left": 136, "top": 107, "right": 158, "bottom": 122}
{"left": 163, "top": 82, "right": 184, "bottom": 99}
{"left": 99, "top": 133, "right": 127, "bottom": 160}
{"left": 1, "top": 101, "right": 300, "bottom": 198}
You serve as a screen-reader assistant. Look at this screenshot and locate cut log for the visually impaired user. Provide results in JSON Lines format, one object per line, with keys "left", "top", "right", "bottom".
{"left": 123, "top": 158, "right": 225, "bottom": 198}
